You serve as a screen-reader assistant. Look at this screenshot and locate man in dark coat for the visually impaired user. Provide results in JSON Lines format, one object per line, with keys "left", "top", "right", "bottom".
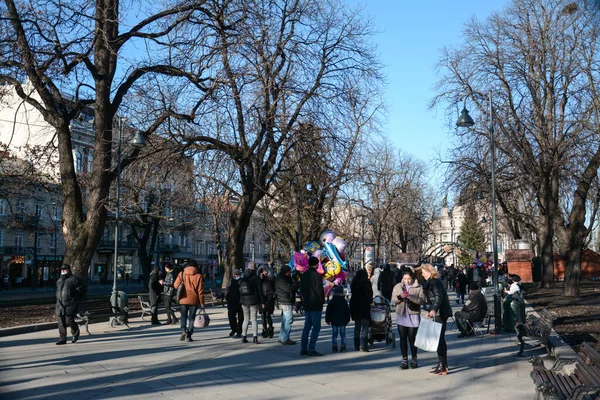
{"left": 378, "top": 264, "right": 396, "bottom": 302}
{"left": 300, "top": 256, "right": 325, "bottom": 356}
{"left": 275, "top": 265, "right": 298, "bottom": 345}
{"left": 455, "top": 282, "right": 487, "bottom": 337}
{"left": 162, "top": 263, "right": 178, "bottom": 325}
{"left": 225, "top": 269, "right": 244, "bottom": 338}
{"left": 148, "top": 265, "right": 163, "bottom": 325}
{"left": 55, "top": 264, "right": 84, "bottom": 345}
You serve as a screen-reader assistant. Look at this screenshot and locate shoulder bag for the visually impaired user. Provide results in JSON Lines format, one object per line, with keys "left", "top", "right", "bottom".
{"left": 176, "top": 272, "right": 186, "bottom": 302}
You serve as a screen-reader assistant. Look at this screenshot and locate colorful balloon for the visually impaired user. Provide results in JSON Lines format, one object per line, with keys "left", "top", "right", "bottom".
{"left": 323, "top": 280, "right": 334, "bottom": 297}
{"left": 332, "top": 237, "right": 346, "bottom": 254}
{"left": 294, "top": 251, "right": 308, "bottom": 273}
{"left": 304, "top": 241, "right": 321, "bottom": 254}
{"left": 319, "top": 230, "right": 335, "bottom": 245}
{"left": 312, "top": 249, "right": 324, "bottom": 260}
{"left": 324, "top": 242, "right": 348, "bottom": 272}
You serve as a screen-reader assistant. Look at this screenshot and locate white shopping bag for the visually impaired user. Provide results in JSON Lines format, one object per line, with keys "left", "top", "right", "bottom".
{"left": 414, "top": 317, "right": 442, "bottom": 352}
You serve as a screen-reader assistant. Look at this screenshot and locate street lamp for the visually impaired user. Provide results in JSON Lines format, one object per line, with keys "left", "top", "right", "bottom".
{"left": 32, "top": 202, "right": 56, "bottom": 289}
{"left": 111, "top": 116, "right": 145, "bottom": 322}
{"left": 456, "top": 89, "right": 502, "bottom": 334}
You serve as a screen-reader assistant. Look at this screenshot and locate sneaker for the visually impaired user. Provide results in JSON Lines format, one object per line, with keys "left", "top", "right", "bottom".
{"left": 300, "top": 350, "right": 309, "bottom": 356}
{"left": 410, "top": 359, "right": 418, "bottom": 369}
{"left": 283, "top": 340, "right": 297, "bottom": 345}
{"left": 400, "top": 359, "right": 409, "bottom": 370}
{"left": 72, "top": 330, "right": 80, "bottom": 344}
{"left": 235, "top": 333, "right": 242, "bottom": 338}
{"left": 180, "top": 333, "right": 186, "bottom": 341}
{"left": 360, "top": 348, "right": 369, "bottom": 353}
{"left": 307, "top": 351, "right": 324, "bottom": 357}
{"left": 55, "top": 340, "right": 67, "bottom": 345}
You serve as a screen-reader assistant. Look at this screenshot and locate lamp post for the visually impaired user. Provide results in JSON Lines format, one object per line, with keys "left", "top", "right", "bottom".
{"left": 32, "top": 202, "right": 56, "bottom": 289}
{"left": 111, "top": 117, "right": 145, "bottom": 319}
{"left": 361, "top": 215, "right": 365, "bottom": 268}
{"left": 456, "top": 89, "right": 502, "bottom": 333}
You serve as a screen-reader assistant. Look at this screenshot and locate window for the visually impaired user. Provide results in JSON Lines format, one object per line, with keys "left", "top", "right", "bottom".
{"left": 16, "top": 200, "right": 26, "bottom": 214}
{"left": 52, "top": 205, "right": 59, "bottom": 221}
{"left": 0, "top": 199, "right": 5, "bottom": 215}
{"left": 0, "top": 230, "right": 3, "bottom": 246}
{"left": 36, "top": 234, "right": 41, "bottom": 248}
{"left": 49, "top": 232, "right": 56, "bottom": 248}
{"left": 87, "top": 152, "right": 93, "bottom": 173}
{"left": 35, "top": 204, "right": 43, "bottom": 218}
{"left": 14, "top": 231, "right": 23, "bottom": 247}
{"left": 73, "top": 150, "right": 83, "bottom": 172}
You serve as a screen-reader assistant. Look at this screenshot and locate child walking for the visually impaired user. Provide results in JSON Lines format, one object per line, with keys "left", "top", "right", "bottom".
{"left": 325, "top": 285, "right": 351, "bottom": 352}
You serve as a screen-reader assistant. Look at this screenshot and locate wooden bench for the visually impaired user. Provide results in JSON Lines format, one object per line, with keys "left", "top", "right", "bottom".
{"left": 207, "top": 288, "right": 226, "bottom": 307}
{"left": 530, "top": 342, "right": 600, "bottom": 400}
{"left": 516, "top": 308, "right": 554, "bottom": 357}
{"left": 75, "top": 297, "right": 129, "bottom": 334}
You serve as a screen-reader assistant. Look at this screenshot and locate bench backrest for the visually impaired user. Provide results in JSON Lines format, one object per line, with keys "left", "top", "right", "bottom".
{"left": 574, "top": 342, "right": 600, "bottom": 387}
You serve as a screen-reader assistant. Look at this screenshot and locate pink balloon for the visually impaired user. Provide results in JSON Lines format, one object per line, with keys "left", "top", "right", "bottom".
{"left": 332, "top": 237, "right": 346, "bottom": 254}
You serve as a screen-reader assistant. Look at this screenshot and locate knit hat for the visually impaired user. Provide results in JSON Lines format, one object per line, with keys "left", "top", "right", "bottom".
{"left": 308, "top": 256, "right": 319, "bottom": 267}
{"left": 247, "top": 262, "right": 256, "bottom": 270}
{"left": 469, "top": 282, "right": 479, "bottom": 291}
{"left": 233, "top": 269, "right": 241, "bottom": 276}
{"left": 280, "top": 265, "right": 291, "bottom": 275}
{"left": 333, "top": 285, "right": 344, "bottom": 296}
{"left": 60, "top": 264, "right": 71, "bottom": 270}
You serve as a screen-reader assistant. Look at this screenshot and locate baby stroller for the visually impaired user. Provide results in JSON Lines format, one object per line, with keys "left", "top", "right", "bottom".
{"left": 368, "top": 295, "right": 395, "bottom": 348}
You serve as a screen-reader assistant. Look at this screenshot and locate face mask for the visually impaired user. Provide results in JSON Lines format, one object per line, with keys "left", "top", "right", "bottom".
{"left": 60, "top": 271, "right": 68, "bottom": 275}
{"left": 233, "top": 276, "right": 240, "bottom": 281}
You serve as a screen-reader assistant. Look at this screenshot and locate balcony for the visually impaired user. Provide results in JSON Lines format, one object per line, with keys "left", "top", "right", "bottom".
{"left": 157, "top": 244, "right": 181, "bottom": 253}
{"left": 97, "top": 240, "right": 139, "bottom": 253}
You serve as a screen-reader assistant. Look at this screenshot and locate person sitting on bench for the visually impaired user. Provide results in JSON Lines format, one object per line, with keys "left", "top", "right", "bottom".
{"left": 454, "top": 282, "right": 487, "bottom": 338}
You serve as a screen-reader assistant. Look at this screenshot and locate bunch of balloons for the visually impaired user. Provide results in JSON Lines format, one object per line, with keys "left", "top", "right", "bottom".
{"left": 289, "top": 230, "right": 349, "bottom": 297}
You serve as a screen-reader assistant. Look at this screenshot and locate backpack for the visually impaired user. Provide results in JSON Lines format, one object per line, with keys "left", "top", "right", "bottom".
{"left": 239, "top": 278, "right": 253, "bottom": 296}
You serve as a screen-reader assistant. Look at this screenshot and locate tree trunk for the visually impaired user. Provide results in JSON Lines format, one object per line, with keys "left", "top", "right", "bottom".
{"left": 563, "top": 242, "right": 582, "bottom": 297}
{"left": 538, "top": 213, "right": 555, "bottom": 289}
{"left": 223, "top": 196, "right": 256, "bottom": 289}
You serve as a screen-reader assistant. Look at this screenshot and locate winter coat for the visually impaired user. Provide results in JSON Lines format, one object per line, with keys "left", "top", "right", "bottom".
{"left": 455, "top": 271, "right": 468, "bottom": 295}
{"left": 378, "top": 267, "right": 397, "bottom": 300}
{"left": 260, "top": 276, "right": 276, "bottom": 314}
{"left": 55, "top": 272, "right": 84, "bottom": 316}
{"left": 148, "top": 266, "right": 163, "bottom": 305}
{"left": 275, "top": 274, "right": 297, "bottom": 305}
{"left": 174, "top": 266, "right": 204, "bottom": 306}
{"left": 423, "top": 277, "right": 453, "bottom": 320}
{"left": 300, "top": 267, "right": 325, "bottom": 312}
{"left": 163, "top": 269, "right": 176, "bottom": 297}
{"left": 462, "top": 290, "right": 487, "bottom": 321}
{"left": 325, "top": 295, "right": 351, "bottom": 326}
{"left": 391, "top": 281, "right": 426, "bottom": 316}
{"left": 370, "top": 269, "right": 381, "bottom": 298}
{"left": 226, "top": 279, "right": 242, "bottom": 310}
{"left": 447, "top": 267, "right": 457, "bottom": 284}
{"left": 350, "top": 279, "right": 373, "bottom": 321}
{"left": 240, "top": 269, "right": 264, "bottom": 307}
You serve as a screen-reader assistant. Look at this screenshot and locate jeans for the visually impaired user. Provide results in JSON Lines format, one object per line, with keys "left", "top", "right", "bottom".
{"left": 279, "top": 304, "right": 293, "bottom": 342}
{"left": 331, "top": 325, "right": 346, "bottom": 346}
{"left": 164, "top": 295, "right": 177, "bottom": 323}
{"left": 354, "top": 319, "right": 370, "bottom": 349}
{"left": 301, "top": 310, "right": 322, "bottom": 352}
{"left": 180, "top": 304, "right": 198, "bottom": 335}
{"left": 242, "top": 304, "right": 259, "bottom": 337}
{"left": 397, "top": 324, "right": 418, "bottom": 359}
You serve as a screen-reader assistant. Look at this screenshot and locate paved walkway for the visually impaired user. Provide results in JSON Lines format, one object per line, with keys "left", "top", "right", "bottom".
{"left": 0, "top": 298, "right": 546, "bottom": 400}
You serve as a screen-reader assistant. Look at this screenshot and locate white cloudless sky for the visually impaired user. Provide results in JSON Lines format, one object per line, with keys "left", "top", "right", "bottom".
{"left": 357, "top": 0, "right": 509, "bottom": 182}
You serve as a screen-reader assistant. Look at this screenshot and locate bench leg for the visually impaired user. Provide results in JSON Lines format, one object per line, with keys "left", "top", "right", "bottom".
{"left": 515, "top": 326, "right": 525, "bottom": 357}
{"left": 84, "top": 320, "right": 90, "bottom": 335}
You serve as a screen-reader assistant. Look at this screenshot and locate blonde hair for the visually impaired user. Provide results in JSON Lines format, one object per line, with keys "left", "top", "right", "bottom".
{"left": 420, "top": 263, "right": 439, "bottom": 279}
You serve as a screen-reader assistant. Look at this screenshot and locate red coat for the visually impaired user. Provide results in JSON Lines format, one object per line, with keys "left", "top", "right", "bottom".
{"left": 174, "top": 266, "right": 204, "bottom": 307}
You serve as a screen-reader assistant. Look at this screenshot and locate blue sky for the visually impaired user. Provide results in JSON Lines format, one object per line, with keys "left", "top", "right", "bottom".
{"left": 359, "top": 1, "right": 509, "bottom": 178}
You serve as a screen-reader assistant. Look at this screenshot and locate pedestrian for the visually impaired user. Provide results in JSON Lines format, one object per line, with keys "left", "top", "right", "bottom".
{"left": 440, "top": 265, "right": 448, "bottom": 292}
{"left": 447, "top": 264, "right": 457, "bottom": 292}
{"left": 125, "top": 273, "right": 130, "bottom": 286}
{"left": 325, "top": 285, "right": 351, "bottom": 353}
{"left": 239, "top": 262, "right": 264, "bottom": 344}
{"left": 148, "top": 264, "right": 163, "bottom": 325}
{"left": 275, "top": 265, "right": 298, "bottom": 345}
{"left": 226, "top": 269, "right": 244, "bottom": 338}
{"left": 370, "top": 265, "right": 382, "bottom": 298}
{"left": 55, "top": 264, "right": 84, "bottom": 345}
{"left": 392, "top": 268, "right": 425, "bottom": 369}
{"left": 378, "top": 263, "right": 397, "bottom": 302}
{"left": 350, "top": 268, "right": 373, "bottom": 352}
{"left": 162, "top": 263, "right": 179, "bottom": 325}
{"left": 454, "top": 267, "right": 468, "bottom": 304}
{"left": 258, "top": 265, "right": 276, "bottom": 338}
{"left": 455, "top": 282, "right": 487, "bottom": 337}
{"left": 300, "top": 256, "right": 325, "bottom": 356}
{"left": 174, "top": 260, "right": 205, "bottom": 342}
{"left": 421, "top": 263, "right": 453, "bottom": 376}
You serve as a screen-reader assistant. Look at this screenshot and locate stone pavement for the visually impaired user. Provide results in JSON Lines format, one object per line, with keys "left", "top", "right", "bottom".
{"left": 0, "top": 298, "right": 547, "bottom": 400}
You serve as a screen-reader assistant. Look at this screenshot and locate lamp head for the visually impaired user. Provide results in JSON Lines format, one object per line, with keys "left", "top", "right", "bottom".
{"left": 130, "top": 132, "right": 146, "bottom": 149}
{"left": 456, "top": 108, "right": 475, "bottom": 127}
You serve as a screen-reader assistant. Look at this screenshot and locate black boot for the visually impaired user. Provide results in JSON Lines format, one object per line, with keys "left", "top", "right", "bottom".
{"left": 360, "top": 338, "right": 369, "bottom": 352}
{"left": 186, "top": 332, "right": 193, "bottom": 342}
{"left": 340, "top": 345, "right": 346, "bottom": 353}
{"left": 268, "top": 327, "right": 274, "bottom": 338}
{"left": 180, "top": 331, "right": 186, "bottom": 341}
{"left": 242, "top": 336, "right": 249, "bottom": 343}
{"left": 262, "top": 329, "right": 268, "bottom": 338}
{"left": 253, "top": 336, "right": 259, "bottom": 344}
{"left": 332, "top": 344, "right": 338, "bottom": 353}
{"left": 354, "top": 338, "right": 360, "bottom": 351}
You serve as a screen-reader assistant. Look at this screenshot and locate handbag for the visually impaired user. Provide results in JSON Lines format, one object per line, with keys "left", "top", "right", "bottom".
{"left": 194, "top": 311, "right": 210, "bottom": 328}
{"left": 176, "top": 272, "right": 185, "bottom": 301}
{"left": 414, "top": 317, "right": 442, "bottom": 352}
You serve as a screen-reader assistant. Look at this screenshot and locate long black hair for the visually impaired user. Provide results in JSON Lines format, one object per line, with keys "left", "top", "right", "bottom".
{"left": 351, "top": 268, "right": 369, "bottom": 291}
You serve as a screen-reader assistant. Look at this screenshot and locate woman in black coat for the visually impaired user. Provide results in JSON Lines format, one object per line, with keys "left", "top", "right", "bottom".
{"left": 258, "top": 266, "right": 276, "bottom": 338}
{"left": 454, "top": 269, "right": 468, "bottom": 304}
{"left": 349, "top": 268, "right": 373, "bottom": 352}
{"left": 421, "top": 263, "right": 453, "bottom": 375}
{"left": 148, "top": 265, "right": 163, "bottom": 325}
